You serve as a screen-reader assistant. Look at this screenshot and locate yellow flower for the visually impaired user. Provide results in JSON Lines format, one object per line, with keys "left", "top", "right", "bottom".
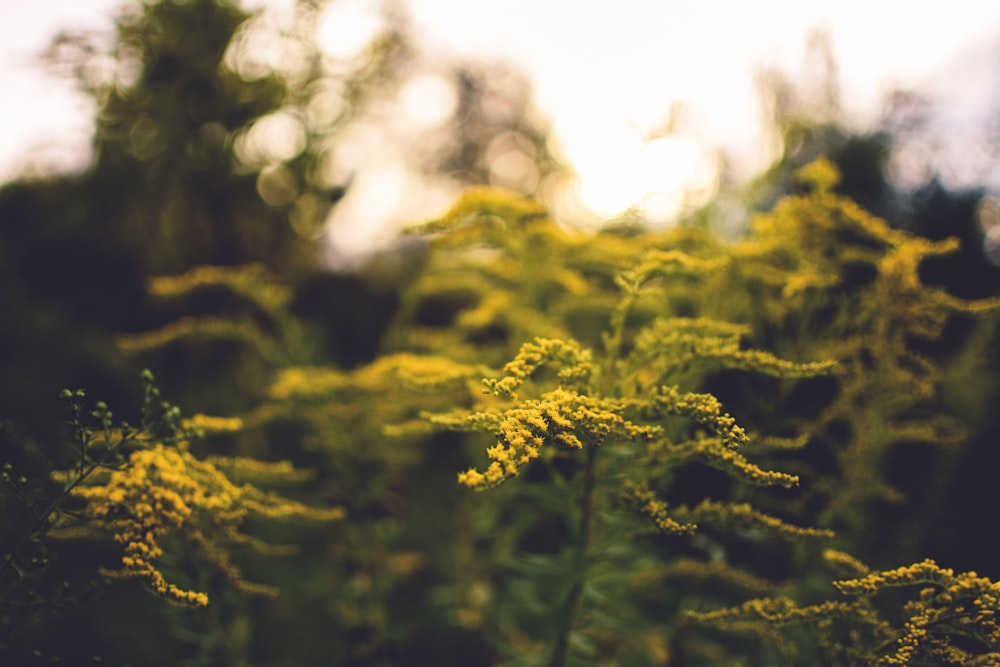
{"left": 58, "top": 443, "right": 343, "bottom": 606}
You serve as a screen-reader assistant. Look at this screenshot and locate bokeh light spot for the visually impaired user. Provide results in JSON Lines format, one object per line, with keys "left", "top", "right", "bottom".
{"left": 556, "top": 123, "right": 646, "bottom": 218}
{"left": 305, "top": 81, "right": 348, "bottom": 133}
{"left": 256, "top": 163, "right": 299, "bottom": 208}
{"left": 549, "top": 122, "right": 718, "bottom": 223}
{"left": 128, "top": 116, "right": 163, "bottom": 162}
{"left": 224, "top": 15, "right": 282, "bottom": 81}
{"left": 234, "top": 110, "right": 307, "bottom": 167}
{"left": 486, "top": 131, "right": 539, "bottom": 192}
{"left": 316, "top": 0, "right": 384, "bottom": 62}
{"left": 398, "top": 73, "right": 458, "bottom": 130}
{"left": 977, "top": 195, "right": 1000, "bottom": 267}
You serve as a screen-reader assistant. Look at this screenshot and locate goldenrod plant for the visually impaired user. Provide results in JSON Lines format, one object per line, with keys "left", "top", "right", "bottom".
{"left": 1, "top": 371, "right": 342, "bottom": 662}
{"left": 114, "top": 263, "right": 493, "bottom": 663}
{"left": 3, "top": 160, "right": 1000, "bottom": 666}
{"left": 2, "top": 372, "right": 197, "bottom": 624}
{"left": 374, "top": 164, "right": 999, "bottom": 664}
{"left": 685, "top": 552, "right": 1000, "bottom": 665}
{"left": 720, "top": 161, "right": 1000, "bottom": 554}
{"left": 383, "top": 183, "right": 843, "bottom": 665}
{"left": 116, "top": 264, "right": 301, "bottom": 363}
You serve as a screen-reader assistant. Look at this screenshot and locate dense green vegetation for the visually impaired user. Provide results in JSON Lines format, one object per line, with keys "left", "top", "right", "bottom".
{"left": 3, "top": 1, "right": 1000, "bottom": 665}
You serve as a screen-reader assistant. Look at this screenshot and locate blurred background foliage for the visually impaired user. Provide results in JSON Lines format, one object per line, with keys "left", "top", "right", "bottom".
{"left": 2, "top": 0, "right": 1000, "bottom": 665}
{"left": 0, "top": 0, "right": 564, "bottom": 440}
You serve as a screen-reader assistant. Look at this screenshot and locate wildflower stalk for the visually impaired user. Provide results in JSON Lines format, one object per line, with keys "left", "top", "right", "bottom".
{"left": 549, "top": 265, "right": 630, "bottom": 665}
{"left": 0, "top": 393, "right": 129, "bottom": 586}
{"left": 549, "top": 436, "right": 599, "bottom": 667}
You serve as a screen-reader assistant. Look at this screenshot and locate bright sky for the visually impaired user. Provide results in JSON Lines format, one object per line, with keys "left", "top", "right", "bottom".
{"left": 3, "top": 0, "right": 1000, "bottom": 231}
{"left": 0, "top": 0, "right": 120, "bottom": 180}
{"left": 408, "top": 1, "right": 1000, "bottom": 202}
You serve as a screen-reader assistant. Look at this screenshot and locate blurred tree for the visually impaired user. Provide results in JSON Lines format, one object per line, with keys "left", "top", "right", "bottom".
{"left": 0, "top": 0, "right": 564, "bottom": 432}
{"left": 1, "top": 0, "right": 326, "bottom": 434}
{"left": 747, "top": 28, "right": 894, "bottom": 218}
{"left": 427, "top": 62, "right": 562, "bottom": 195}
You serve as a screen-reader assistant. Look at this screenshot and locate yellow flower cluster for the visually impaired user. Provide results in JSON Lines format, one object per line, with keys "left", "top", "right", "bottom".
{"left": 458, "top": 388, "right": 658, "bottom": 490}
{"left": 669, "top": 438, "right": 800, "bottom": 488}
{"left": 268, "top": 354, "right": 484, "bottom": 402}
{"left": 115, "top": 316, "right": 269, "bottom": 354}
{"left": 183, "top": 413, "right": 245, "bottom": 433}
{"left": 645, "top": 385, "right": 750, "bottom": 451}
{"left": 676, "top": 500, "right": 834, "bottom": 541}
{"left": 204, "top": 454, "right": 316, "bottom": 485}
{"left": 409, "top": 186, "right": 549, "bottom": 241}
{"left": 832, "top": 558, "right": 952, "bottom": 596}
{"left": 822, "top": 548, "right": 870, "bottom": 578}
{"left": 874, "top": 235, "right": 1000, "bottom": 346}
{"left": 146, "top": 263, "right": 290, "bottom": 308}
{"left": 267, "top": 366, "right": 351, "bottom": 400}
{"left": 71, "top": 445, "right": 208, "bottom": 605}
{"left": 628, "top": 316, "right": 838, "bottom": 385}
{"left": 482, "top": 337, "right": 593, "bottom": 399}
{"left": 61, "top": 443, "right": 343, "bottom": 606}
{"left": 795, "top": 155, "right": 841, "bottom": 189}
{"left": 626, "top": 248, "right": 730, "bottom": 285}
{"left": 116, "top": 263, "right": 303, "bottom": 366}
{"left": 690, "top": 557, "right": 1000, "bottom": 664}
{"left": 631, "top": 556, "right": 778, "bottom": 596}
{"left": 620, "top": 482, "right": 696, "bottom": 535}
{"left": 684, "top": 596, "right": 853, "bottom": 626}
{"left": 833, "top": 559, "right": 1000, "bottom": 664}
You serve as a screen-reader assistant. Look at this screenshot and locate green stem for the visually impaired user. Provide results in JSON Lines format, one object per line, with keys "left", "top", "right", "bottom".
{"left": 0, "top": 433, "right": 132, "bottom": 586}
{"left": 549, "top": 438, "right": 599, "bottom": 667}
